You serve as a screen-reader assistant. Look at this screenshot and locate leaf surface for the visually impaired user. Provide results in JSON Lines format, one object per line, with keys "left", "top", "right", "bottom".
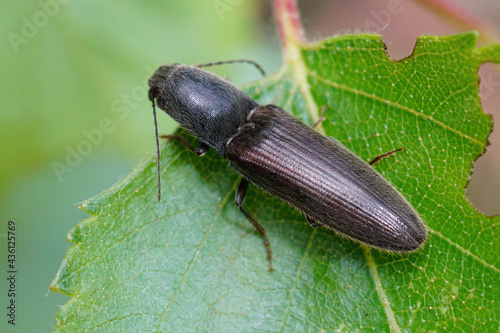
{"left": 51, "top": 32, "right": 500, "bottom": 332}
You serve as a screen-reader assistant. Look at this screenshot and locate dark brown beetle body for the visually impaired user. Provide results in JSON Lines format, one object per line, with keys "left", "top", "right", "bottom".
{"left": 148, "top": 63, "right": 426, "bottom": 268}
{"left": 226, "top": 105, "right": 425, "bottom": 251}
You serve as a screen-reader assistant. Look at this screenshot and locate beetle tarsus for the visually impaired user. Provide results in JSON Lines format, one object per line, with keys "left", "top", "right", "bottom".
{"left": 161, "top": 134, "right": 210, "bottom": 156}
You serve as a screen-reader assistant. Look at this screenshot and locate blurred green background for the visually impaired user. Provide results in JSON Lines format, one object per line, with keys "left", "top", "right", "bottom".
{"left": 0, "top": 1, "right": 279, "bottom": 331}
{"left": 0, "top": 1, "right": 498, "bottom": 332}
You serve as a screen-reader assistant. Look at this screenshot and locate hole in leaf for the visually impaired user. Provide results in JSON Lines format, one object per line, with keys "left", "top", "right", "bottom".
{"left": 466, "top": 63, "right": 500, "bottom": 215}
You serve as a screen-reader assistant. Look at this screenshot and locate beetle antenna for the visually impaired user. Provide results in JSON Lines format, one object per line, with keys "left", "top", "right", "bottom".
{"left": 152, "top": 98, "right": 161, "bottom": 202}
{"left": 197, "top": 59, "right": 266, "bottom": 77}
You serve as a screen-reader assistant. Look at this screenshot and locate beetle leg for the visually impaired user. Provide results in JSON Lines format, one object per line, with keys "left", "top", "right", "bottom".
{"left": 312, "top": 106, "right": 327, "bottom": 129}
{"left": 305, "top": 214, "right": 320, "bottom": 228}
{"left": 328, "top": 136, "right": 341, "bottom": 145}
{"left": 235, "top": 178, "right": 274, "bottom": 271}
{"left": 369, "top": 147, "right": 405, "bottom": 165}
{"left": 160, "top": 134, "right": 209, "bottom": 156}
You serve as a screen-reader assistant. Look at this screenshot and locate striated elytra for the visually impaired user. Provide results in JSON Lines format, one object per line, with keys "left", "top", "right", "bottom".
{"left": 148, "top": 62, "right": 426, "bottom": 270}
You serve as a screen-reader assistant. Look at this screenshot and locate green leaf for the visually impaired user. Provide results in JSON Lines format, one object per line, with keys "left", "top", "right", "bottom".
{"left": 51, "top": 32, "right": 500, "bottom": 331}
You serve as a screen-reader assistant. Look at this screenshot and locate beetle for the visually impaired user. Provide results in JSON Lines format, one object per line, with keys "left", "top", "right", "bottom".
{"left": 148, "top": 60, "right": 426, "bottom": 270}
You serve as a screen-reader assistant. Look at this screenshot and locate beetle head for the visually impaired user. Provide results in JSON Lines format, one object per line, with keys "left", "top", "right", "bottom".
{"left": 148, "top": 64, "right": 258, "bottom": 155}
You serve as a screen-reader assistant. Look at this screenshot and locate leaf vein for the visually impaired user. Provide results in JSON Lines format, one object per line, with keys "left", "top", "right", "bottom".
{"left": 156, "top": 176, "right": 240, "bottom": 326}
{"left": 279, "top": 228, "right": 317, "bottom": 332}
{"left": 363, "top": 246, "right": 401, "bottom": 333}
{"left": 307, "top": 71, "right": 485, "bottom": 147}
{"left": 428, "top": 228, "right": 499, "bottom": 273}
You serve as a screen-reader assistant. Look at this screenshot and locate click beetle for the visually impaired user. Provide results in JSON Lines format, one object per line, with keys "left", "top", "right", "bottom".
{"left": 148, "top": 60, "right": 426, "bottom": 270}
